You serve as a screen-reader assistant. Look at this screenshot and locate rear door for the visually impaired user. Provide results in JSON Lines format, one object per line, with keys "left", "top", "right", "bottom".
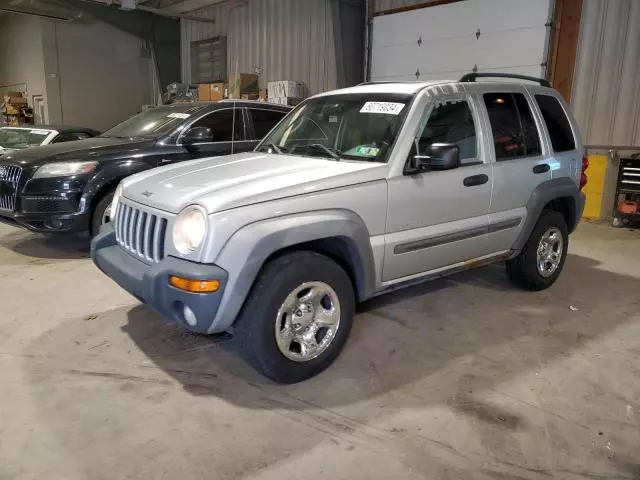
{"left": 383, "top": 92, "right": 493, "bottom": 282}
{"left": 479, "top": 88, "right": 552, "bottom": 250}
{"left": 247, "top": 107, "right": 288, "bottom": 146}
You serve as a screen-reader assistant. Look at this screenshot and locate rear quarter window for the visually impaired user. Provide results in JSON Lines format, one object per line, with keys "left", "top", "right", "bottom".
{"left": 535, "top": 95, "right": 576, "bottom": 152}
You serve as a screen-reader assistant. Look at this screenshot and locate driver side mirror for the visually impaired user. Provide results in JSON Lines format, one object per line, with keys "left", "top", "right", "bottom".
{"left": 183, "top": 126, "right": 213, "bottom": 145}
{"left": 406, "top": 142, "right": 460, "bottom": 174}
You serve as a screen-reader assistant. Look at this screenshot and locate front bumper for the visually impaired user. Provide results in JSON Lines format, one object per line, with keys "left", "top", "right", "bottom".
{"left": 91, "top": 224, "right": 228, "bottom": 334}
{"left": 0, "top": 206, "right": 90, "bottom": 233}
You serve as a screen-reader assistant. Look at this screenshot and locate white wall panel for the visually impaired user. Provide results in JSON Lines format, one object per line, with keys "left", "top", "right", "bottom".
{"left": 181, "top": 0, "right": 337, "bottom": 95}
{"left": 572, "top": 0, "right": 640, "bottom": 146}
{"left": 371, "top": 0, "right": 552, "bottom": 82}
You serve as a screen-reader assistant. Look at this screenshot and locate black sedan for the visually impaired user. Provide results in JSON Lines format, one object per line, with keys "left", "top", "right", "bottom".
{"left": 0, "top": 101, "right": 290, "bottom": 235}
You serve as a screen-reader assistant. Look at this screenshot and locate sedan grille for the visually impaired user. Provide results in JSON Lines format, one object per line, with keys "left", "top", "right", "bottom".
{"left": 0, "top": 165, "right": 22, "bottom": 211}
{"left": 115, "top": 201, "right": 168, "bottom": 263}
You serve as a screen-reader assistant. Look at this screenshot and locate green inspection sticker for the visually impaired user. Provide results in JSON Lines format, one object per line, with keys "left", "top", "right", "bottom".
{"left": 355, "top": 146, "right": 380, "bottom": 157}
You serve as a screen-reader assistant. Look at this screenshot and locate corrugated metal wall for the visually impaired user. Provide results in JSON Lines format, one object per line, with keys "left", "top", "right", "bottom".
{"left": 180, "top": 0, "right": 337, "bottom": 95}
{"left": 572, "top": 0, "right": 640, "bottom": 146}
{"left": 373, "top": 0, "right": 439, "bottom": 14}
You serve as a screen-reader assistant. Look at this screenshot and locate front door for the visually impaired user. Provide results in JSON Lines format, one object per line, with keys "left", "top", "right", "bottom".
{"left": 158, "top": 107, "right": 250, "bottom": 167}
{"left": 383, "top": 94, "right": 493, "bottom": 282}
{"left": 480, "top": 89, "right": 552, "bottom": 251}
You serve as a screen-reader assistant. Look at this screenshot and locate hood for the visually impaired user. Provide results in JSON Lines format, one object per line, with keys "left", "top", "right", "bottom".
{"left": 122, "top": 151, "right": 388, "bottom": 214}
{"left": 0, "top": 136, "right": 155, "bottom": 168}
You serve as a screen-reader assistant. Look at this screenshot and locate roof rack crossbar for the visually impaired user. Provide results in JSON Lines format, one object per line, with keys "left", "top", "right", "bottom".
{"left": 459, "top": 72, "right": 550, "bottom": 87}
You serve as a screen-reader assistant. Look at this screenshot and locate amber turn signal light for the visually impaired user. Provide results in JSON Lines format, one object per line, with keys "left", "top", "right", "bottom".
{"left": 169, "top": 276, "right": 220, "bottom": 293}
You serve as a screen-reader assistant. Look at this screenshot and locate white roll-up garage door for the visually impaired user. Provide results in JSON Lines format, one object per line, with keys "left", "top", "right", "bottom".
{"left": 371, "top": 0, "right": 553, "bottom": 82}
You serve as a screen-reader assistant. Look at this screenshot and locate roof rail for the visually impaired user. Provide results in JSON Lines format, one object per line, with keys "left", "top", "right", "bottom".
{"left": 459, "top": 72, "right": 550, "bottom": 87}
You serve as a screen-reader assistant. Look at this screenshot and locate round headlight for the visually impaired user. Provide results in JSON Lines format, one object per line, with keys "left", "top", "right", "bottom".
{"left": 110, "top": 183, "right": 123, "bottom": 220}
{"left": 173, "top": 205, "right": 207, "bottom": 254}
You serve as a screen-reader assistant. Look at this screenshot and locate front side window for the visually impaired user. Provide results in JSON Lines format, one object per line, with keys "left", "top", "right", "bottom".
{"left": 535, "top": 95, "right": 576, "bottom": 152}
{"left": 417, "top": 98, "right": 478, "bottom": 165}
{"left": 258, "top": 93, "right": 413, "bottom": 162}
{"left": 250, "top": 108, "right": 287, "bottom": 139}
{"left": 0, "top": 128, "right": 50, "bottom": 150}
{"left": 484, "top": 92, "right": 541, "bottom": 160}
{"left": 192, "top": 108, "right": 243, "bottom": 142}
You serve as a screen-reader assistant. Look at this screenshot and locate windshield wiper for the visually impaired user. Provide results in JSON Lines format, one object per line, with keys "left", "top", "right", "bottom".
{"left": 298, "top": 143, "right": 341, "bottom": 161}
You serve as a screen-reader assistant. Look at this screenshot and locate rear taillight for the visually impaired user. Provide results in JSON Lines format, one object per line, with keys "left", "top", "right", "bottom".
{"left": 580, "top": 155, "right": 589, "bottom": 190}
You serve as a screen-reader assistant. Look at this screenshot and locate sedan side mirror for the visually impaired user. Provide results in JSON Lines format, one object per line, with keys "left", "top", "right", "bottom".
{"left": 183, "top": 126, "right": 213, "bottom": 145}
{"left": 407, "top": 143, "right": 460, "bottom": 173}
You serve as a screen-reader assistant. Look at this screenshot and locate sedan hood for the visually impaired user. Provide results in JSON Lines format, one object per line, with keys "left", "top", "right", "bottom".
{"left": 0, "top": 136, "right": 155, "bottom": 168}
{"left": 123, "top": 152, "right": 387, "bottom": 214}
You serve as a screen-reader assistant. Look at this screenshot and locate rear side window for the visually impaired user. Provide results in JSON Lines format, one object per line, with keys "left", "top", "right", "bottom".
{"left": 483, "top": 92, "right": 541, "bottom": 160}
{"left": 250, "top": 108, "right": 287, "bottom": 139}
{"left": 535, "top": 95, "right": 576, "bottom": 152}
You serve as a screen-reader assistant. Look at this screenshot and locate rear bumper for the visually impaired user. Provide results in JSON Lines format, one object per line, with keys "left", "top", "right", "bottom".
{"left": 91, "top": 224, "right": 229, "bottom": 334}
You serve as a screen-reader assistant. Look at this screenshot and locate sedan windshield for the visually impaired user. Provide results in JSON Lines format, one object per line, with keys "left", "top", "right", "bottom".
{"left": 258, "top": 93, "right": 413, "bottom": 162}
{"left": 0, "top": 128, "right": 50, "bottom": 150}
{"left": 100, "top": 105, "right": 204, "bottom": 139}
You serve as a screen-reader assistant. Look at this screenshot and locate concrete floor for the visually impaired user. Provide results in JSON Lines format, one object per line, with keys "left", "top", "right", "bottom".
{"left": 1, "top": 222, "right": 640, "bottom": 480}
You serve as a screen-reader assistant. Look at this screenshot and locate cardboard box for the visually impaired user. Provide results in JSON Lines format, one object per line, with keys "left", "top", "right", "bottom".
{"left": 198, "top": 82, "right": 226, "bottom": 101}
{"left": 267, "top": 81, "right": 306, "bottom": 99}
{"left": 3, "top": 95, "right": 27, "bottom": 105}
{"left": 269, "top": 97, "right": 302, "bottom": 107}
{"left": 241, "top": 93, "right": 260, "bottom": 100}
{"left": 228, "top": 73, "right": 259, "bottom": 99}
{"left": 259, "top": 89, "right": 268, "bottom": 102}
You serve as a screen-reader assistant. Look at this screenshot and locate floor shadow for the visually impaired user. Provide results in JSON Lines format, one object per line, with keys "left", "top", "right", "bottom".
{"left": 122, "top": 254, "right": 640, "bottom": 411}
{"left": 0, "top": 229, "right": 90, "bottom": 260}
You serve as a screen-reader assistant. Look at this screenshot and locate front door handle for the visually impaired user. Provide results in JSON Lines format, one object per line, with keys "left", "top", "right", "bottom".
{"left": 533, "top": 163, "right": 550, "bottom": 174}
{"left": 463, "top": 174, "right": 489, "bottom": 187}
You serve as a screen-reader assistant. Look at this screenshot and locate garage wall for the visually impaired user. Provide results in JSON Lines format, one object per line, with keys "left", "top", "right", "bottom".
{"left": 180, "top": 0, "right": 338, "bottom": 95}
{"left": 571, "top": 0, "right": 640, "bottom": 147}
{"left": 0, "top": 15, "right": 47, "bottom": 109}
{"left": 42, "top": 18, "right": 154, "bottom": 131}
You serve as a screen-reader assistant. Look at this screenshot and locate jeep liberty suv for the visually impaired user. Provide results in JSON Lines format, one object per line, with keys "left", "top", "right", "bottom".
{"left": 92, "top": 73, "right": 586, "bottom": 383}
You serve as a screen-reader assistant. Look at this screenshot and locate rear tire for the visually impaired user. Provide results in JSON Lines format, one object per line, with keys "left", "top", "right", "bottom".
{"left": 507, "top": 210, "right": 568, "bottom": 291}
{"left": 90, "top": 188, "right": 115, "bottom": 237}
{"left": 234, "top": 251, "right": 355, "bottom": 384}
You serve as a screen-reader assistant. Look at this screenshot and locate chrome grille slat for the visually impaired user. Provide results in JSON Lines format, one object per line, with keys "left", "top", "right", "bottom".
{"left": 114, "top": 200, "right": 168, "bottom": 263}
{"left": 0, "top": 165, "right": 21, "bottom": 211}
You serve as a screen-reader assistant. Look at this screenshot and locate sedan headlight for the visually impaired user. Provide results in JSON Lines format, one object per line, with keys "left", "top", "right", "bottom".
{"left": 173, "top": 205, "right": 207, "bottom": 254}
{"left": 110, "top": 183, "right": 123, "bottom": 220}
{"left": 33, "top": 161, "right": 98, "bottom": 179}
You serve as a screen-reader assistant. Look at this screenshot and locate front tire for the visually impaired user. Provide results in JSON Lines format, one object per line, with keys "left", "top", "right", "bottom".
{"left": 507, "top": 210, "right": 568, "bottom": 291}
{"left": 90, "top": 189, "right": 115, "bottom": 237}
{"left": 234, "top": 251, "right": 355, "bottom": 384}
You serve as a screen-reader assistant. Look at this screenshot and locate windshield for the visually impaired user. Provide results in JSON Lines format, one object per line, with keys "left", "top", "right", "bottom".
{"left": 100, "top": 107, "right": 200, "bottom": 139}
{"left": 258, "top": 93, "right": 413, "bottom": 162}
{"left": 0, "top": 128, "right": 50, "bottom": 150}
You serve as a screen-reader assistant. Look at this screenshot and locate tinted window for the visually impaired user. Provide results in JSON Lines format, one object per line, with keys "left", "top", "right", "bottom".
{"left": 193, "top": 108, "right": 243, "bottom": 142}
{"left": 52, "top": 132, "right": 91, "bottom": 143}
{"left": 250, "top": 108, "right": 287, "bottom": 139}
{"left": 418, "top": 99, "right": 477, "bottom": 164}
{"left": 484, "top": 93, "right": 541, "bottom": 160}
{"left": 535, "top": 95, "right": 576, "bottom": 152}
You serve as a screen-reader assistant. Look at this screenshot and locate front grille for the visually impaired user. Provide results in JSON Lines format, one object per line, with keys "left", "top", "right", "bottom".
{"left": 0, "top": 165, "right": 22, "bottom": 211}
{"left": 115, "top": 201, "right": 168, "bottom": 263}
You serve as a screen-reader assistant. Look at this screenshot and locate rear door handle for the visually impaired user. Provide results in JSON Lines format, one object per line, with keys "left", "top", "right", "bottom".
{"left": 533, "top": 164, "right": 550, "bottom": 174}
{"left": 463, "top": 174, "right": 489, "bottom": 187}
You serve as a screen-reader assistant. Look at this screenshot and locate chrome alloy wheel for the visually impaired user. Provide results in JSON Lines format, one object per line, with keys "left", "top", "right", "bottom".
{"left": 275, "top": 281, "right": 341, "bottom": 362}
{"left": 536, "top": 227, "right": 563, "bottom": 278}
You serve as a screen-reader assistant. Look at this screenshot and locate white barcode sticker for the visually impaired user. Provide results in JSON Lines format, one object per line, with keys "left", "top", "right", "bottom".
{"left": 30, "top": 129, "right": 51, "bottom": 135}
{"left": 360, "top": 102, "right": 405, "bottom": 115}
{"left": 167, "top": 113, "right": 190, "bottom": 119}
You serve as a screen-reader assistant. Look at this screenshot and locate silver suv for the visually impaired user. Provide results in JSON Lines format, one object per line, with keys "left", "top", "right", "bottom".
{"left": 92, "top": 73, "right": 586, "bottom": 383}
